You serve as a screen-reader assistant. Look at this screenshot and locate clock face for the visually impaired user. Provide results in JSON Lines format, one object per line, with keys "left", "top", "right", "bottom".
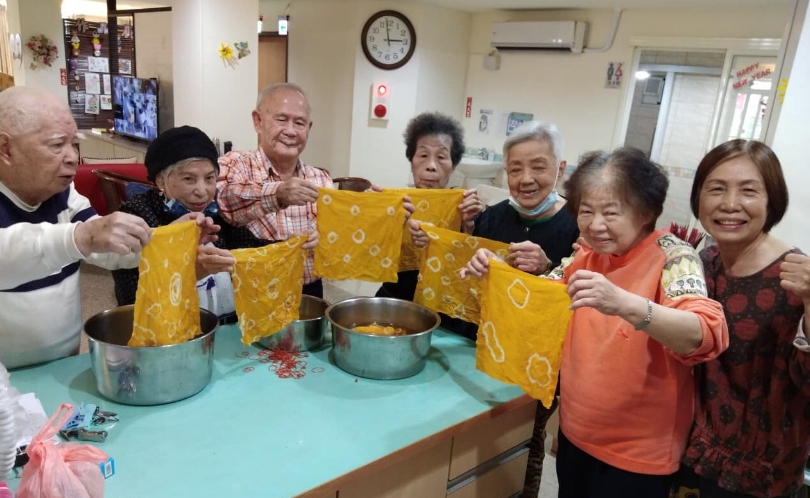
{"left": 361, "top": 11, "right": 416, "bottom": 70}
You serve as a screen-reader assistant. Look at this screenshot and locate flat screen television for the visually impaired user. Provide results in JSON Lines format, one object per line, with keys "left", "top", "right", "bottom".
{"left": 112, "top": 75, "right": 159, "bottom": 142}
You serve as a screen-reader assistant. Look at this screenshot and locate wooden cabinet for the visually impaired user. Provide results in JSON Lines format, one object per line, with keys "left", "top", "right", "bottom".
{"left": 339, "top": 440, "right": 452, "bottom": 498}
{"left": 448, "top": 451, "right": 529, "bottom": 498}
{"left": 79, "top": 130, "right": 147, "bottom": 163}
{"left": 449, "top": 400, "right": 536, "bottom": 479}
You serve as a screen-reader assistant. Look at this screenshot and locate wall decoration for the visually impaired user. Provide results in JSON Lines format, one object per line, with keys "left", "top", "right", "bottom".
{"left": 605, "top": 61, "right": 623, "bottom": 89}
{"left": 70, "top": 30, "right": 80, "bottom": 56}
{"left": 506, "top": 112, "right": 533, "bottom": 136}
{"left": 26, "top": 34, "right": 59, "bottom": 70}
{"left": 10, "top": 34, "right": 22, "bottom": 67}
{"left": 477, "top": 109, "right": 493, "bottom": 135}
{"left": 234, "top": 41, "right": 250, "bottom": 59}
{"left": 76, "top": 17, "right": 88, "bottom": 33}
{"left": 92, "top": 34, "right": 102, "bottom": 57}
{"left": 85, "top": 72, "right": 100, "bottom": 94}
{"left": 119, "top": 59, "right": 132, "bottom": 74}
{"left": 97, "top": 23, "right": 108, "bottom": 35}
{"left": 102, "top": 74, "right": 111, "bottom": 95}
{"left": 122, "top": 24, "right": 132, "bottom": 39}
{"left": 87, "top": 56, "right": 109, "bottom": 73}
{"left": 218, "top": 43, "right": 238, "bottom": 68}
{"left": 100, "top": 95, "right": 112, "bottom": 110}
{"left": 85, "top": 94, "right": 99, "bottom": 114}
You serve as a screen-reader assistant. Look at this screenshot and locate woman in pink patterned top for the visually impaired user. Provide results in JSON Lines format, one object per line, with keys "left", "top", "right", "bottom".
{"left": 674, "top": 140, "right": 810, "bottom": 498}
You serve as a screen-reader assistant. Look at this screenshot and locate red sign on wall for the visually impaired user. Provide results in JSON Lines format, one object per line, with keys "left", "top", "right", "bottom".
{"left": 60, "top": 68, "right": 67, "bottom": 86}
{"left": 465, "top": 97, "right": 472, "bottom": 118}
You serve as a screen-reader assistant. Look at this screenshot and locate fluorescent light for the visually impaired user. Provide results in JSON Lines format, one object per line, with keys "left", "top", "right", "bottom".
{"left": 635, "top": 70, "right": 651, "bottom": 80}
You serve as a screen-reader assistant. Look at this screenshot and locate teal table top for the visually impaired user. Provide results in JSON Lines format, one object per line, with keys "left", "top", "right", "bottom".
{"left": 7, "top": 326, "right": 528, "bottom": 498}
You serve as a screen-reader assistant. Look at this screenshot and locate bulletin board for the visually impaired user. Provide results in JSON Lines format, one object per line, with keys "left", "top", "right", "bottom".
{"left": 62, "top": 16, "right": 137, "bottom": 130}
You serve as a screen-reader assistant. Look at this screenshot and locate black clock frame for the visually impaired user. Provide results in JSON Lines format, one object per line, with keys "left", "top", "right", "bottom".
{"left": 361, "top": 10, "right": 416, "bottom": 70}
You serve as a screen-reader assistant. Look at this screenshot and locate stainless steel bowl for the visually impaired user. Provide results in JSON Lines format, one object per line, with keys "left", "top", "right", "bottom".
{"left": 326, "top": 297, "right": 440, "bottom": 380}
{"left": 84, "top": 305, "right": 218, "bottom": 406}
{"left": 256, "top": 295, "right": 330, "bottom": 351}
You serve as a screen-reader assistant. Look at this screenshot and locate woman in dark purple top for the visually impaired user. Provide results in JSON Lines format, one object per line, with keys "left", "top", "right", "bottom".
{"left": 674, "top": 140, "right": 810, "bottom": 498}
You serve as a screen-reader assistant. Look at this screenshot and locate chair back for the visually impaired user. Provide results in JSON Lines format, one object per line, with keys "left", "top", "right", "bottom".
{"left": 92, "top": 169, "right": 157, "bottom": 213}
{"left": 333, "top": 177, "right": 372, "bottom": 192}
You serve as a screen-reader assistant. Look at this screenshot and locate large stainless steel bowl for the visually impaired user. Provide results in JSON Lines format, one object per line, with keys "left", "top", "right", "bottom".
{"left": 326, "top": 297, "right": 440, "bottom": 380}
{"left": 256, "top": 295, "right": 330, "bottom": 351}
{"left": 84, "top": 305, "right": 218, "bottom": 406}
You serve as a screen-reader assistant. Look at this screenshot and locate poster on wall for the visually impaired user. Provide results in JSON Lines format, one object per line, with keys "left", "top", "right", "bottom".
{"left": 506, "top": 112, "right": 533, "bottom": 136}
{"left": 102, "top": 74, "right": 111, "bottom": 95}
{"left": 85, "top": 94, "right": 100, "bottom": 114}
{"left": 87, "top": 56, "right": 109, "bottom": 73}
{"left": 119, "top": 59, "right": 132, "bottom": 74}
{"left": 605, "top": 62, "right": 623, "bottom": 89}
{"left": 477, "top": 109, "right": 493, "bottom": 135}
{"left": 84, "top": 72, "right": 100, "bottom": 94}
{"left": 100, "top": 94, "right": 112, "bottom": 110}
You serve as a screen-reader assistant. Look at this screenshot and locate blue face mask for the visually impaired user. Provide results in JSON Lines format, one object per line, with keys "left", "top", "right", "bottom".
{"left": 163, "top": 198, "right": 219, "bottom": 218}
{"left": 508, "top": 166, "right": 561, "bottom": 218}
{"left": 509, "top": 190, "right": 559, "bottom": 218}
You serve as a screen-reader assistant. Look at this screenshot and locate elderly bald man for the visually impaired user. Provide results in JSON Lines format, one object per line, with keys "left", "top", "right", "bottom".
{"left": 0, "top": 87, "right": 212, "bottom": 369}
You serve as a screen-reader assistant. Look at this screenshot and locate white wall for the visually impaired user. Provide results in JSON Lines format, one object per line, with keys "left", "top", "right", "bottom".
{"left": 16, "top": 0, "right": 64, "bottom": 101}
{"left": 771, "top": 0, "right": 810, "bottom": 250}
{"left": 135, "top": 10, "right": 173, "bottom": 133}
{"left": 280, "top": 0, "right": 471, "bottom": 185}
{"left": 172, "top": 0, "right": 258, "bottom": 151}
{"left": 462, "top": 5, "right": 791, "bottom": 166}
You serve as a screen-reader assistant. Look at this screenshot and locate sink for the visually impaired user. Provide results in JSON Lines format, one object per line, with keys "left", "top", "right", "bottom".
{"left": 456, "top": 158, "right": 503, "bottom": 188}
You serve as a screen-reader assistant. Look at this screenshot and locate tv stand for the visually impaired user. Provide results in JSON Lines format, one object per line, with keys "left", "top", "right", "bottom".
{"left": 79, "top": 129, "right": 149, "bottom": 163}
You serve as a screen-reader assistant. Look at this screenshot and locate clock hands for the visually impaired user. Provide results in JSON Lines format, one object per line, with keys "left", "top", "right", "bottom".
{"left": 385, "top": 20, "right": 391, "bottom": 47}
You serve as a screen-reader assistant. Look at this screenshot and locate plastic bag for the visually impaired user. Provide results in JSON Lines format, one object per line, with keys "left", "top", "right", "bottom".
{"left": 17, "top": 403, "right": 108, "bottom": 498}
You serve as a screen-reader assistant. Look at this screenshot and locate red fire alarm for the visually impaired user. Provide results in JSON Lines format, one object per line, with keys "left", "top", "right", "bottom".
{"left": 370, "top": 82, "right": 390, "bottom": 121}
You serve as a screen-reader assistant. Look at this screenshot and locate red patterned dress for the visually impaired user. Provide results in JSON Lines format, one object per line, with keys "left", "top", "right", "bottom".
{"left": 681, "top": 245, "right": 810, "bottom": 497}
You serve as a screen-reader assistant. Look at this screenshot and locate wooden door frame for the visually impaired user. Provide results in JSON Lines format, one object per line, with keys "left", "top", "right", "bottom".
{"left": 259, "top": 32, "right": 288, "bottom": 83}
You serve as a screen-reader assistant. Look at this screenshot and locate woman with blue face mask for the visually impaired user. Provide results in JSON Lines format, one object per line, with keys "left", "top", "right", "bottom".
{"left": 459, "top": 121, "right": 580, "bottom": 498}
{"left": 111, "top": 126, "right": 271, "bottom": 324}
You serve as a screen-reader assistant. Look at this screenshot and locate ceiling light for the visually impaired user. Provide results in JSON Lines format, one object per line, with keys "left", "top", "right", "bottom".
{"left": 635, "top": 70, "right": 651, "bottom": 80}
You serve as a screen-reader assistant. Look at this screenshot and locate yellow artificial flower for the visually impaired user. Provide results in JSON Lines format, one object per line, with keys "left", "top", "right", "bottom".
{"left": 218, "top": 43, "right": 234, "bottom": 59}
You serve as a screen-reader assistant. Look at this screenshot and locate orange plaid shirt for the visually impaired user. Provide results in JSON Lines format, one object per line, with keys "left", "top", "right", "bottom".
{"left": 216, "top": 148, "right": 332, "bottom": 284}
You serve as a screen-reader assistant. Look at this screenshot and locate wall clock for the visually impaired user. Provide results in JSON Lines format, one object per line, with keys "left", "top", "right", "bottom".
{"left": 361, "top": 10, "right": 416, "bottom": 70}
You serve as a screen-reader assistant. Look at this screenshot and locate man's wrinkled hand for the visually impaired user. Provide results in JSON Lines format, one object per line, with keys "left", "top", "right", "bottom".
{"left": 74, "top": 212, "right": 152, "bottom": 256}
{"left": 174, "top": 212, "right": 221, "bottom": 245}
{"left": 277, "top": 178, "right": 319, "bottom": 207}
{"left": 196, "top": 245, "right": 236, "bottom": 280}
{"left": 302, "top": 230, "right": 319, "bottom": 250}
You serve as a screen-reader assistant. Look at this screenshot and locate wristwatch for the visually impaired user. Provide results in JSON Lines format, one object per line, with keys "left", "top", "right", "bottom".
{"left": 634, "top": 298, "right": 652, "bottom": 330}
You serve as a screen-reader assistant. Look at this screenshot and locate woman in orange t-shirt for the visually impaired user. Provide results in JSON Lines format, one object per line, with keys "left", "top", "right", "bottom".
{"left": 466, "top": 147, "right": 729, "bottom": 497}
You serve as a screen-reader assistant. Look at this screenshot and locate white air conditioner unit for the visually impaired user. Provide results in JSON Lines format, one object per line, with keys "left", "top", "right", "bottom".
{"left": 490, "top": 21, "right": 587, "bottom": 53}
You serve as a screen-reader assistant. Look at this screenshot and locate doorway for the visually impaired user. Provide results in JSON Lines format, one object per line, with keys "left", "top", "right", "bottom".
{"left": 258, "top": 34, "right": 287, "bottom": 90}
{"left": 622, "top": 46, "right": 779, "bottom": 230}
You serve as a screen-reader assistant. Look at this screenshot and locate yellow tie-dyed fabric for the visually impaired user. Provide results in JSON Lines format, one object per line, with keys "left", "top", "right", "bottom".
{"left": 315, "top": 188, "right": 407, "bottom": 282}
{"left": 386, "top": 188, "right": 464, "bottom": 272}
{"left": 231, "top": 236, "right": 307, "bottom": 345}
{"left": 414, "top": 224, "right": 509, "bottom": 324}
{"left": 478, "top": 259, "right": 572, "bottom": 408}
{"left": 131, "top": 221, "right": 201, "bottom": 347}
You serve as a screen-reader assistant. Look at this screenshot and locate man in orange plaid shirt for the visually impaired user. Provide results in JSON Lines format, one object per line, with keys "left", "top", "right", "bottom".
{"left": 217, "top": 83, "right": 332, "bottom": 298}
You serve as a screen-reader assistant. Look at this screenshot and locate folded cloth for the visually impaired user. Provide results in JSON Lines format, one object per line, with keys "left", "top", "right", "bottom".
{"left": 315, "top": 188, "right": 407, "bottom": 282}
{"left": 385, "top": 188, "right": 464, "bottom": 272}
{"left": 414, "top": 224, "right": 508, "bottom": 325}
{"left": 478, "top": 259, "right": 572, "bottom": 408}
{"left": 231, "top": 236, "right": 307, "bottom": 345}
{"left": 131, "top": 221, "right": 201, "bottom": 347}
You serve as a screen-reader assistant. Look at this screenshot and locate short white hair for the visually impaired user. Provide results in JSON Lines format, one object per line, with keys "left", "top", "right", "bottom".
{"left": 503, "top": 121, "right": 564, "bottom": 164}
{"left": 0, "top": 87, "right": 59, "bottom": 136}
{"left": 255, "top": 82, "right": 311, "bottom": 117}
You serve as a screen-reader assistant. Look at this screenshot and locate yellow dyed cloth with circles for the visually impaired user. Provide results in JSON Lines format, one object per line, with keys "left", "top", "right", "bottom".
{"left": 478, "top": 259, "right": 572, "bottom": 408}
{"left": 414, "top": 224, "right": 509, "bottom": 324}
{"left": 231, "top": 236, "right": 307, "bottom": 346}
{"left": 385, "top": 188, "right": 464, "bottom": 272}
{"left": 130, "top": 221, "right": 201, "bottom": 347}
{"left": 315, "top": 188, "right": 407, "bottom": 282}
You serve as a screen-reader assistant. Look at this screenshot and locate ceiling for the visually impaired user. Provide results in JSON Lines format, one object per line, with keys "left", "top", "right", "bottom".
{"left": 79, "top": 0, "right": 783, "bottom": 11}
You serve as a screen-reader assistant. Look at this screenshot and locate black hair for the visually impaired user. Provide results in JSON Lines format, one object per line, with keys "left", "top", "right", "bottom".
{"left": 403, "top": 112, "right": 465, "bottom": 166}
